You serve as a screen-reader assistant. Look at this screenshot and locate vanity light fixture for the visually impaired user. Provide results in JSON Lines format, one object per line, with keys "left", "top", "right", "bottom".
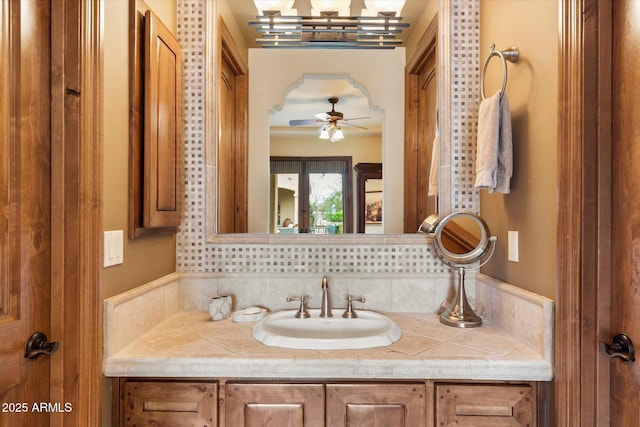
{"left": 249, "top": 0, "right": 409, "bottom": 49}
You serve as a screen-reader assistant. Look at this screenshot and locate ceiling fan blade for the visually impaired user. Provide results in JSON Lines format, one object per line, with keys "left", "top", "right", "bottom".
{"left": 314, "top": 112, "right": 330, "bottom": 120}
{"left": 342, "top": 122, "right": 368, "bottom": 129}
{"left": 289, "top": 119, "right": 322, "bottom": 126}
{"left": 342, "top": 116, "right": 371, "bottom": 122}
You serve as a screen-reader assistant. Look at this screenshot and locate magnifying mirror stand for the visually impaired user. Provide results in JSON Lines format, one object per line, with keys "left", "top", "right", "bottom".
{"left": 440, "top": 266, "right": 483, "bottom": 328}
{"left": 422, "top": 211, "right": 497, "bottom": 328}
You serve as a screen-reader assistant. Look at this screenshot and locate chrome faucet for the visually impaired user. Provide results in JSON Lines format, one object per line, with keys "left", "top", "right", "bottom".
{"left": 319, "top": 276, "right": 332, "bottom": 318}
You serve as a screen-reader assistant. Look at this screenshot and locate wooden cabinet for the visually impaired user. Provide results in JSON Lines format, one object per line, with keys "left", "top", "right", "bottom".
{"left": 117, "top": 380, "right": 217, "bottom": 426}
{"left": 326, "top": 382, "right": 426, "bottom": 426}
{"left": 128, "top": 0, "right": 184, "bottom": 239}
{"left": 225, "top": 383, "right": 324, "bottom": 427}
{"left": 435, "top": 383, "right": 536, "bottom": 426}
{"left": 114, "top": 378, "right": 540, "bottom": 427}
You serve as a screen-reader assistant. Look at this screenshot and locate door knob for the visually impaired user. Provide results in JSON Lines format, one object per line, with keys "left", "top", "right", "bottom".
{"left": 601, "top": 333, "right": 635, "bottom": 362}
{"left": 25, "top": 332, "right": 59, "bottom": 360}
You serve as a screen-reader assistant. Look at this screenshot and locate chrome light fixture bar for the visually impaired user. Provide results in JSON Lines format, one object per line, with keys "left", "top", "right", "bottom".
{"left": 249, "top": 12, "right": 409, "bottom": 49}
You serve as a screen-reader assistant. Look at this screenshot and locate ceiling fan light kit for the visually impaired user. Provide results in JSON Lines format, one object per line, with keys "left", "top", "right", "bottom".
{"left": 289, "top": 97, "right": 369, "bottom": 143}
{"left": 250, "top": 0, "right": 408, "bottom": 49}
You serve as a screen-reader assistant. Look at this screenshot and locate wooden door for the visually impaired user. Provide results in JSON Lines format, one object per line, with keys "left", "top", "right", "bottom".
{"left": 609, "top": 0, "right": 640, "bottom": 424}
{"left": 0, "top": 0, "right": 53, "bottom": 424}
{"left": 218, "top": 54, "right": 237, "bottom": 234}
{"left": 217, "top": 18, "right": 248, "bottom": 234}
{"left": 405, "top": 16, "right": 437, "bottom": 232}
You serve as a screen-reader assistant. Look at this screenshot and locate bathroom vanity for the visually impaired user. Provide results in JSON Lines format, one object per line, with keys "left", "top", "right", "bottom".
{"left": 104, "top": 272, "right": 553, "bottom": 426}
{"left": 113, "top": 377, "right": 538, "bottom": 426}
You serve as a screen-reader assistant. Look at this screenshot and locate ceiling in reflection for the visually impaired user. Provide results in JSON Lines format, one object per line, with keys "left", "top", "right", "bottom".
{"left": 269, "top": 77, "right": 383, "bottom": 138}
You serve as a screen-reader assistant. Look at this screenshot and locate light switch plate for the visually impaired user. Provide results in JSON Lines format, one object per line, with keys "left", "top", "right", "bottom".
{"left": 104, "top": 230, "right": 124, "bottom": 267}
{"left": 508, "top": 230, "right": 519, "bottom": 262}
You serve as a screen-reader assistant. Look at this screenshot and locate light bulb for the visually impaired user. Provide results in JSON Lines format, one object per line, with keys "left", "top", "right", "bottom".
{"left": 362, "top": 0, "right": 405, "bottom": 16}
{"left": 310, "top": 0, "right": 351, "bottom": 15}
{"left": 331, "top": 128, "right": 344, "bottom": 142}
{"left": 253, "top": 0, "right": 297, "bottom": 15}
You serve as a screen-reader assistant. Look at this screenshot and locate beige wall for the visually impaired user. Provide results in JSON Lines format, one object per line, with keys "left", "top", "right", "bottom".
{"left": 270, "top": 134, "right": 382, "bottom": 162}
{"left": 479, "top": 0, "right": 558, "bottom": 299}
{"left": 102, "top": 0, "right": 178, "bottom": 301}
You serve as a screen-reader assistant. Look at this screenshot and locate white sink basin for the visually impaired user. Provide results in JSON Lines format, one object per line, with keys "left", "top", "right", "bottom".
{"left": 252, "top": 309, "right": 402, "bottom": 350}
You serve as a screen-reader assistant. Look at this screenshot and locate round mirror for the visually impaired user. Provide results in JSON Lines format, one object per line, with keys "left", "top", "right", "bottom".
{"left": 429, "top": 211, "right": 497, "bottom": 328}
{"left": 434, "top": 211, "right": 491, "bottom": 266}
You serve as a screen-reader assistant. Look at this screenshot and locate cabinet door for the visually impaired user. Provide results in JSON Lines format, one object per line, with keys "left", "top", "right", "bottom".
{"left": 143, "top": 9, "right": 183, "bottom": 229}
{"left": 122, "top": 380, "right": 217, "bottom": 426}
{"left": 225, "top": 383, "right": 324, "bottom": 427}
{"left": 435, "top": 383, "right": 535, "bottom": 426}
{"left": 326, "top": 383, "right": 426, "bottom": 427}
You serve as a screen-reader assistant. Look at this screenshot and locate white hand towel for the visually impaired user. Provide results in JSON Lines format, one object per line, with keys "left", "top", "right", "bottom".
{"left": 474, "top": 92, "right": 513, "bottom": 194}
{"left": 428, "top": 128, "right": 439, "bottom": 197}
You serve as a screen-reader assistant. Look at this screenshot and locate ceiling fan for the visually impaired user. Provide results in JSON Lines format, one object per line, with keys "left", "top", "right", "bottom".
{"left": 288, "top": 97, "right": 370, "bottom": 142}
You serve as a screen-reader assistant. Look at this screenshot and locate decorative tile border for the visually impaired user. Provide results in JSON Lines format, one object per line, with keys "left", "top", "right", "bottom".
{"left": 176, "top": 244, "right": 449, "bottom": 274}
{"left": 176, "top": 0, "right": 479, "bottom": 274}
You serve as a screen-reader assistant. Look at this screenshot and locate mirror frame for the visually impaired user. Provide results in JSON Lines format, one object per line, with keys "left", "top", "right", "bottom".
{"left": 204, "top": 0, "right": 480, "bottom": 244}
{"left": 433, "top": 211, "right": 490, "bottom": 265}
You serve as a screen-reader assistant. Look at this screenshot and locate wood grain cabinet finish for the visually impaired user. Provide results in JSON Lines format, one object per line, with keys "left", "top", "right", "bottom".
{"left": 128, "top": 0, "right": 183, "bottom": 239}
{"left": 435, "top": 383, "right": 535, "bottom": 426}
{"left": 225, "top": 383, "right": 325, "bottom": 427}
{"left": 121, "top": 380, "right": 217, "bottom": 427}
{"left": 143, "top": 9, "right": 183, "bottom": 229}
{"left": 114, "top": 379, "right": 539, "bottom": 426}
{"left": 326, "top": 383, "right": 426, "bottom": 427}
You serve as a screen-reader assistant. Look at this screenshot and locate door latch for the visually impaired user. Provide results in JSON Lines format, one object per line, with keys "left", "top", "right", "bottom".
{"left": 601, "top": 333, "right": 635, "bottom": 362}
{"left": 25, "top": 332, "right": 59, "bottom": 360}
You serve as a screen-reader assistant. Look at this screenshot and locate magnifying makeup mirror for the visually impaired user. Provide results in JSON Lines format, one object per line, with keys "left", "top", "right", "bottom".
{"left": 420, "top": 211, "right": 497, "bottom": 328}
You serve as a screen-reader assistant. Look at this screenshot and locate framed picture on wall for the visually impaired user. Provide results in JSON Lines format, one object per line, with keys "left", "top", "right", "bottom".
{"left": 365, "top": 191, "right": 382, "bottom": 223}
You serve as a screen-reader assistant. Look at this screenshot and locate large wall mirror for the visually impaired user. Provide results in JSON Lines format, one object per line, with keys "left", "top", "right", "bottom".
{"left": 247, "top": 48, "right": 406, "bottom": 234}
{"left": 205, "top": 0, "right": 476, "bottom": 242}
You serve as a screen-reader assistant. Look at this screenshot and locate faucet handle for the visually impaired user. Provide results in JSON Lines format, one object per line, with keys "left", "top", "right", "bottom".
{"left": 286, "top": 296, "right": 310, "bottom": 319}
{"left": 342, "top": 295, "right": 366, "bottom": 319}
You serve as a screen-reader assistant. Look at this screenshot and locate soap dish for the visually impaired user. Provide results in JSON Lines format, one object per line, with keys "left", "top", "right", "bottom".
{"left": 232, "top": 307, "right": 267, "bottom": 323}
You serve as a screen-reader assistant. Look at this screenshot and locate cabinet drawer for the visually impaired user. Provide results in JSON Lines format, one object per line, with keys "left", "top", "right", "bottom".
{"left": 121, "top": 380, "right": 217, "bottom": 426}
{"left": 435, "top": 383, "right": 535, "bottom": 426}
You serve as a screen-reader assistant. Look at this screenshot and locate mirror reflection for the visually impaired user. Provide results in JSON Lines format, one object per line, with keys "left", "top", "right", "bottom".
{"left": 216, "top": 0, "right": 438, "bottom": 236}
{"left": 433, "top": 212, "right": 494, "bottom": 267}
{"left": 269, "top": 79, "right": 382, "bottom": 234}
{"left": 440, "top": 215, "right": 483, "bottom": 255}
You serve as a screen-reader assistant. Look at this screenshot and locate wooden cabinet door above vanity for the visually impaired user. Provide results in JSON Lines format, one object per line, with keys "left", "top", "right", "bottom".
{"left": 128, "top": 0, "right": 184, "bottom": 239}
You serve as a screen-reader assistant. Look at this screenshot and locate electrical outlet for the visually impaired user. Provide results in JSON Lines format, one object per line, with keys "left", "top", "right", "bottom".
{"left": 104, "top": 230, "right": 124, "bottom": 267}
{"left": 508, "top": 231, "right": 519, "bottom": 262}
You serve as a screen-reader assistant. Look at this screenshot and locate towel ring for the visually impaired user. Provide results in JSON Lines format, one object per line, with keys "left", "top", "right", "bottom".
{"left": 481, "top": 43, "right": 519, "bottom": 101}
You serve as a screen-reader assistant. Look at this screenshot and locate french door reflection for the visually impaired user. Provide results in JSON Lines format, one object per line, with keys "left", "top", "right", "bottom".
{"left": 271, "top": 157, "right": 353, "bottom": 234}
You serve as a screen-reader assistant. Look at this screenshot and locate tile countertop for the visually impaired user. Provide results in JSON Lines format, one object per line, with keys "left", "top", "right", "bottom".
{"left": 103, "top": 310, "right": 553, "bottom": 381}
